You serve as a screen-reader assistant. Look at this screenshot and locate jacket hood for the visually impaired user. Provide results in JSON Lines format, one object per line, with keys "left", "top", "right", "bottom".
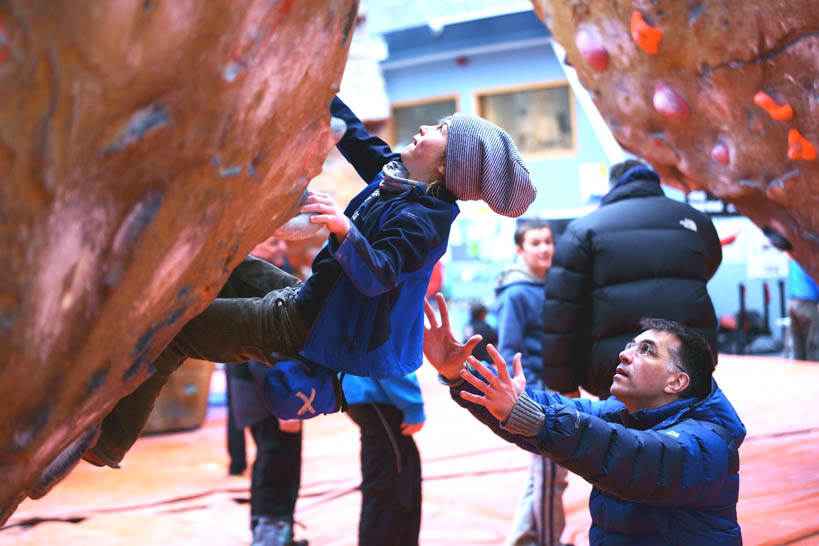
{"left": 601, "top": 175, "right": 664, "bottom": 206}
{"left": 495, "top": 263, "right": 541, "bottom": 294}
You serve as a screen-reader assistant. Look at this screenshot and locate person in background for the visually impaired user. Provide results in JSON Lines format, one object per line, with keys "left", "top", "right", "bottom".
{"left": 787, "top": 258, "right": 819, "bottom": 361}
{"left": 495, "top": 220, "right": 569, "bottom": 546}
{"left": 343, "top": 372, "right": 425, "bottom": 546}
{"left": 226, "top": 236, "right": 308, "bottom": 546}
{"left": 463, "top": 302, "right": 497, "bottom": 363}
{"left": 542, "top": 159, "right": 722, "bottom": 399}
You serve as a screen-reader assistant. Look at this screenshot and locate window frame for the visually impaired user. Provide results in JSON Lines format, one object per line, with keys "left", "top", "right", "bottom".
{"left": 388, "top": 94, "right": 461, "bottom": 149}
{"left": 474, "top": 80, "right": 578, "bottom": 159}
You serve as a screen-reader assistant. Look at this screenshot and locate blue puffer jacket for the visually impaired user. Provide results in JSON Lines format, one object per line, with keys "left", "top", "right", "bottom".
{"left": 297, "top": 97, "right": 459, "bottom": 378}
{"left": 452, "top": 378, "right": 746, "bottom": 545}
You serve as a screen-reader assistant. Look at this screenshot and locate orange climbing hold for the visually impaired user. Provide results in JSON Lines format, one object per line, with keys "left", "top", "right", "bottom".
{"left": 788, "top": 129, "right": 816, "bottom": 161}
{"left": 631, "top": 11, "right": 662, "bottom": 54}
{"left": 754, "top": 91, "right": 794, "bottom": 121}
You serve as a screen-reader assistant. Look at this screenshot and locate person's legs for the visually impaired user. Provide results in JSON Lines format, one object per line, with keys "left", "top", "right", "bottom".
{"left": 804, "top": 302, "right": 819, "bottom": 362}
{"left": 348, "top": 403, "right": 421, "bottom": 546}
{"left": 90, "top": 256, "right": 308, "bottom": 466}
{"left": 400, "top": 426, "right": 422, "bottom": 546}
{"left": 507, "top": 465, "right": 537, "bottom": 546}
{"left": 249, "top": 416, "right": 302, "bottom": 527}
{"left": 790, "top": 298, "right": 810, "bottom": 361}
{"left": 226, "top": 369, "right": 247, "bottom": 475}
{"left": 531, "top": 455, "right": 568, "bottom": 546}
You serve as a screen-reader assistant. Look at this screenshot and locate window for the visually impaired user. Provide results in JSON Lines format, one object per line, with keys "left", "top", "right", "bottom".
{"left": 390, "top": 95, "right": 459, "bottom": 149}
{"left": 477, "top": 82, "right": 576, "bottom": 157}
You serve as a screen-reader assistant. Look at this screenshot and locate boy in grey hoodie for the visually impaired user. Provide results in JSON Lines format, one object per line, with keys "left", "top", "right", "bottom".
{"left": 495, "top": 220, "right": 570, "bottom": 546}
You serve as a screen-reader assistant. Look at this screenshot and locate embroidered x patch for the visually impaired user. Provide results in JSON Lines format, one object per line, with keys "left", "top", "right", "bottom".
{"left": 296, "top": 389, "right": 316, "bottom": 416}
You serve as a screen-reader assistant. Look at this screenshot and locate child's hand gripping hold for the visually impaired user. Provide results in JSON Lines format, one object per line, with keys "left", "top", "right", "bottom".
{"left": 301, "top": 190, "right": 351, "bottom": 242}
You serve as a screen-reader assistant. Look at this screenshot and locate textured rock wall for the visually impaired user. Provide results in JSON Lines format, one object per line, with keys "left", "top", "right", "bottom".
{"left": 532, "top": 0, "right": 819, "bottom": 279}
{"left": 0, "top": 0, "right": 358, "bottom": 523}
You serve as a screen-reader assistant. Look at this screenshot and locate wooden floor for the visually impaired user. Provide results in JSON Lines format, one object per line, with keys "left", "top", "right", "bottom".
{"left": 3, "top": 355, "right": 819, "bottom": 545}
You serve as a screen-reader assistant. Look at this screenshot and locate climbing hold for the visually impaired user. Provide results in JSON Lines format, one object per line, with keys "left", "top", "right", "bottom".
{"left": 631, "top": 11, "right": 662, "bottom": 54}
{"left": 575, "top": 28, "right": 609, "bottom": 72}
{"left": 711, "top": 142, "right": 730, "bottom": 165}
{"left": 787, "top": 129, "right": 816, "bottom": 160}
{"left": 653, "top": 83, "right": 690, "bottom": 119}
{"left": 754, "top": 91, "right": 794, "bottom": 121}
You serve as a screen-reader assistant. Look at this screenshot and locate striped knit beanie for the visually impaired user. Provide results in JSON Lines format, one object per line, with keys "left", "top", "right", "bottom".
{"left": 445, "top": 114, "right": 536, "bottom": 217}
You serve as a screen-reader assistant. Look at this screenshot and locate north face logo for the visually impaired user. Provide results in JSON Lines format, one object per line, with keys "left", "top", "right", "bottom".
{"left": 679, "top": 218, "right": 697, "bottom": 232}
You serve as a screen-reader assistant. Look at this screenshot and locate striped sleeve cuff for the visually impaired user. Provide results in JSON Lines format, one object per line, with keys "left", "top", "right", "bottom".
{"left": 500, "top": 391, "right": 546, "bottom": 437}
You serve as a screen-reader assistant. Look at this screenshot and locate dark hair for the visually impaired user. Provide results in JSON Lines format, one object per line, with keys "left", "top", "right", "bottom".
{"left": 514, "top": 219, "right": 552, "bottom": 246}
{"left": 639, "top": 317, "right": 715, "bottom": 400}
{"left": 763, "top": 226, "right": 792, "bottom": 251}
{"left": 608, "top": 159, "right": 650, "bottom": 186}
{"left": 469, "top": 302, "right": 488, "bottom": 321}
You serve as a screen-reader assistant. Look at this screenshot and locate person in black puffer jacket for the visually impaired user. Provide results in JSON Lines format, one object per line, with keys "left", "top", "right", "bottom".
{"left": 542, "top": 160, "right": 722, "bottom": 397}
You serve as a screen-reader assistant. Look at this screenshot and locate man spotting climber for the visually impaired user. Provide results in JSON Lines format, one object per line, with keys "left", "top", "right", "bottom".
{"left": 423, "top": 294, "right": 745, "bottom": 545}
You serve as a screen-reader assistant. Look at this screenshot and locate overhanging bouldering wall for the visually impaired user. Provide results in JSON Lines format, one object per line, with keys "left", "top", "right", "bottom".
{"left": 0, "top": 0, "right": 358, "bottom": 524}
{"left": 532, "top": 0, "right": 819, "bottom": 279}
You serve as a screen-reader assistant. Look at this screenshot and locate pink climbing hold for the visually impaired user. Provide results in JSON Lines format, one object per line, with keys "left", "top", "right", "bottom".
{"left": 711, "top": 142, "right": 730, "bottom": 165}
{"left": 575, "top": 28, "right": 609, "bottom": 72}
{"left": 653, "top": 83, "right": 690, "bottom": 119}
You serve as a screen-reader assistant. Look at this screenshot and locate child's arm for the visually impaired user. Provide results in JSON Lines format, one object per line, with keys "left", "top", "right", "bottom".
{"left": 329, "top": 199, "right": 454, "bottom": 297}
{"left": 331, "top": 96, "right": 401, "bottom": 182}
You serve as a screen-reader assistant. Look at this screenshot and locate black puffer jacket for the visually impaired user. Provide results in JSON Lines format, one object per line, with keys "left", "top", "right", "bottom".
{"left": 541, "top": 170, "right": 722, "bottom": 397}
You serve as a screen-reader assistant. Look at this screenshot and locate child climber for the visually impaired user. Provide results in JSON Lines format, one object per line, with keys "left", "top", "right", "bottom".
{"left": 82, "top": 95, "right": 536, "bottom": 468}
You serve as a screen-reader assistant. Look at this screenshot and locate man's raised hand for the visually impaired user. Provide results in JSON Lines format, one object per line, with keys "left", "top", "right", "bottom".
{"left": 458, "top": 344, "right": 527, "bottom": 422}
{"left": 423, "top": 293, "right": 481, "bottom": 381}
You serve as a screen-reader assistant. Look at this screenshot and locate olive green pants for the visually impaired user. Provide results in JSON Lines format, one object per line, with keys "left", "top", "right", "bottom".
{"left": 92, "top": 256, "right": 310, "bottom": 465}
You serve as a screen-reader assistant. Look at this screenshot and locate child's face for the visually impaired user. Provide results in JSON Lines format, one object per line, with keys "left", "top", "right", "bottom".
{"left": 401, "top": 121, "right": 449, "bottom": 183}
{"left": 516, "top": 227, "right": 553, "bottom": 279}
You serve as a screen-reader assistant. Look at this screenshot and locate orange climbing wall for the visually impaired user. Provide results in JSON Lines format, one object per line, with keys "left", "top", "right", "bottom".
{"left": 532, "top": 1, "right": 819, "bottom": 280}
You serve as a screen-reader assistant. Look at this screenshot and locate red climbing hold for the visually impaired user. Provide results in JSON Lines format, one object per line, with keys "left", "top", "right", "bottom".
{"left": 754, "top": 91, "right": 794, "bottom": 121}
{"left": 653, "top": 83, "right": 690, "bottom": 119}
{"left": 712, "top": 142, "right": 730, "bottom": 165}
{"left": 788, "top": 129, "right": 816, "bottom": 160}
{"left": 631, "top": 11, "right": 662, "bottom": 54}
{"left": 575, "top": 28, "right": 609, "bottom": 72}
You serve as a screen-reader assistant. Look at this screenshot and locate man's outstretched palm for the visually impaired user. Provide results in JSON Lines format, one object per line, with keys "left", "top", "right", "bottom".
{"left": 423, "top": 293, "right": 481, "bottom": 381}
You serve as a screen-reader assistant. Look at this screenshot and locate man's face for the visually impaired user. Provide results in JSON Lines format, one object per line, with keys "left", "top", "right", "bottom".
{"left": 610, "top": 329, "right": 687, "bottom": 411}
{"left": 516, "top": 227, "right": 553, "bottom": 279}
{"left": 401, "top": 121, "right": 449, "bottom": 183}
{"left": 251, "top": 236, "right": 287, "bottom": 266}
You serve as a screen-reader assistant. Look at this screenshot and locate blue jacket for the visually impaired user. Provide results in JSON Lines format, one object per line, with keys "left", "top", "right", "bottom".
{"left": 788, "top": 259, "right": 818, "bottom": 301}
{"left": 452, "top": 378, "right": 745, "bottom": 545}
{"left": 297, "top": 97, "right": 459, "bottom": 378}
{"left": 495, "top": 264, "right": 545, "bottom": 385}
{"left": 343, "top": 373, "right": 425, "bottom": 424}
